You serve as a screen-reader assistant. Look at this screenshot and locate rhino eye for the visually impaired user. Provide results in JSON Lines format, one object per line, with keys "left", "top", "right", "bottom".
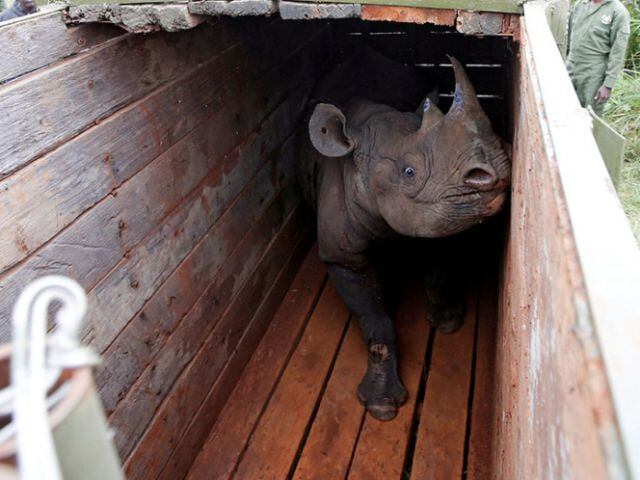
{"left": 403, "top": 166, "right": 416, "bottom": 178}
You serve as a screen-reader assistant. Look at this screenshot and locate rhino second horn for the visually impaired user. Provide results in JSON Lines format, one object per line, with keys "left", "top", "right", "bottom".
{"left": 420, "top": 98, "right": 444, "bottom": 133}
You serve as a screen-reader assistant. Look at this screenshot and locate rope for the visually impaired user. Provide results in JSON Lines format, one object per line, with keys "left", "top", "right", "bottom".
{"left": 0, "top": 276, "right": 99, "bottom": 480}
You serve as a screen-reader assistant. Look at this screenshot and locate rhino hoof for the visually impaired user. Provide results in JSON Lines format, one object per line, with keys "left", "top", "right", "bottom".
{"left": 357, "top": 385, "right": 407, "bottom": 421}
{"left": 357, "top": 358, "right": 407, "bottom": 421}
{"left": 427, "top": 302, "right": 465, "bottom": 334}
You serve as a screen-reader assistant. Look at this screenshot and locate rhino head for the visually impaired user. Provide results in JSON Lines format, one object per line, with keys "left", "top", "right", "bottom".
{"left": 309, "top": 57, "right": 511, "bottom": 238}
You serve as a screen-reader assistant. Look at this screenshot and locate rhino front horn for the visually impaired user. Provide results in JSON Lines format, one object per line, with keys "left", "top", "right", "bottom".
{"left": 448, "top": 56, "right": 484, "bottom": 114}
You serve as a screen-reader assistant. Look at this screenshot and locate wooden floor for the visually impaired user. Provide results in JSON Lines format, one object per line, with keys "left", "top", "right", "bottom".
{"left": 186, "top": 247, "right": 498, "bottom": 480}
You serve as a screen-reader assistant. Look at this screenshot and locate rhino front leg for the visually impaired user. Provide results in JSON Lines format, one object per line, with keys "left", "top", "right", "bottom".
{"left": 327, "top": 264, "right": 407, "bottom": 421}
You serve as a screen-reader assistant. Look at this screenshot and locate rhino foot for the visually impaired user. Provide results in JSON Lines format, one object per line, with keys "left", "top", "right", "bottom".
{"left": 427, "top": 301, "right": 465, "bottom": 334}
{"left": 357, "top": 343, "right": 407, "bottom": 421}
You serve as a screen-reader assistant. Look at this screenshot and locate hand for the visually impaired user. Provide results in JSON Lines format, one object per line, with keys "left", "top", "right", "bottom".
{"left": 595, "top": 86, "right": 612, "bottom": 104}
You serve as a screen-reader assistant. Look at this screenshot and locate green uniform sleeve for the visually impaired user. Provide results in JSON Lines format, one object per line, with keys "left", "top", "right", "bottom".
{"left": 603, "top": 8, "right": 631, "bottom": 89}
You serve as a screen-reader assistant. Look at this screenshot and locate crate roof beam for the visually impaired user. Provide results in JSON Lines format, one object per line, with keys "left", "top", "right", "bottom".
{"left": 65, "top": 0, "right": 524, "bottom": 14}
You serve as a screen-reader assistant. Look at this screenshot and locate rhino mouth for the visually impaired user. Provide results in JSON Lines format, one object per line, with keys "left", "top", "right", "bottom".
{"left": 443, "top": 180, "right": 509, "bottom": 202}
{"left": 444, "top": 188, "right": 503, "bottom": 201}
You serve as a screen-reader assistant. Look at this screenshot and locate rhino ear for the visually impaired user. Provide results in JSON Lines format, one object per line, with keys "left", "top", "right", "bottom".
{"left": 309, "top": 103, "right": 354, "bottom": 158}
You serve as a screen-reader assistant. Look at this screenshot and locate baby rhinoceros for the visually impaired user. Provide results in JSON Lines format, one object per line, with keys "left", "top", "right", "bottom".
{"left": 299, "top": 50, "right": 511, "bottom": 421}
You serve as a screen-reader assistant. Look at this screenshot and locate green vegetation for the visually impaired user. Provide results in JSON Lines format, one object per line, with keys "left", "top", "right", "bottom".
{"left": 605, "top": 2, "right": 640, "bottom": 242}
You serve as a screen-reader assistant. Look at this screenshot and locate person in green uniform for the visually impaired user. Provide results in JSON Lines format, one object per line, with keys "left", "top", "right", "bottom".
{"left": 566, "top": 0, "right": 631, "bottom": 116}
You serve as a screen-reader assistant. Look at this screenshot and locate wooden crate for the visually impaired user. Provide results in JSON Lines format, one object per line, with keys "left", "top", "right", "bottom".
{"left": 0, "top": 3, "right": 638, "bottom": 479}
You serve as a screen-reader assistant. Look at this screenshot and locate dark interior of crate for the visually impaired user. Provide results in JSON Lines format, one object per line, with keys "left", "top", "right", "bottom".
{"left": 328, "top": 19, "right": 514, "bottom": 138}
{"left": 175, "top": 18, "right": 513, "bottom": 480}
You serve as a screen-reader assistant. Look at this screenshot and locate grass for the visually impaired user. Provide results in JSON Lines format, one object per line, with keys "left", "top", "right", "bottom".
{"left": 604, "top": 4, "right": 640, "bottom": 243}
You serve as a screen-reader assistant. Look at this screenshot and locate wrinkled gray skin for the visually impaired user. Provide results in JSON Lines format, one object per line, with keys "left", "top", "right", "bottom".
{"left": 299, "top": 49, "right": 511, "bottom": 421}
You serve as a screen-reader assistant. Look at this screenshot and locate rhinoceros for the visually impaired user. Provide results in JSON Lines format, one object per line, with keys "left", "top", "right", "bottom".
{"left": 298, "top": 49, "right": 511, "bottom": 421}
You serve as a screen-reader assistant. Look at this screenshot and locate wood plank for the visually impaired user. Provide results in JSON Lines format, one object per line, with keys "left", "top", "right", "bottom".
{"left": 0, "top": 25, "right": 225, "bottom": 180}
{"left": 292, "top": 318, "right": 367, "bottom": 480}
{"left": 347, "top": 284, "right": 430, "bottom": 480}
{"left": 108, "top": 200, "right": 305, "bottom": 461}
{"left": 0, "top": 28, "right": 330, "bottom": 340}
{"left": 185, "top": 249, "right": 326, "bottom": 480}
{"left": 91, "top": 129, "right": 301, "bottom": 392}
{"left": 80, "top": 122, "right": 294, "bottom": 355}
{"left": 0, "top": 20, "right": 327, "bottom": 279}
{"left": 410, "top": 291, "right": 477, "bottom": 480}
{"left": 493, "top": 9, "right": 639, "bottom": 478}
{"left": 315, "top": 0, "right": 523, "bottom": 14}
{"left": 361, "top": 5, "right": 456, "bottom": 25}
{"left": 95, "top": 164, "right": 296, "bottom": 416}
{"left": 232, "top": 283, "right": 350, "bottom": 480}
{"left": 93, "top": 112, "right": 302, "bottom": 415}
{"left": 156, "top": 234, "right": 314, "bottom": 480}
{"left": 0, "top": 12, "right": 123, "bottom": 84}
{"left": 123, "top": 212, "right": 310, "bottom": 479}
{"left": 0, "top": 23, "right": 238, "bottom": 276}
{"left": 466, "top": 276, "right": 497, "bottom": 480}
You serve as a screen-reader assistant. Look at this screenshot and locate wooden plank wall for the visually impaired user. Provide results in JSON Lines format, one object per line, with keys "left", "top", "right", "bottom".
{"left": 0, "top": 13, "right": 331, "bottom": 477}
{"left": 493, "top": 14, "right": 622, "bottom": 480}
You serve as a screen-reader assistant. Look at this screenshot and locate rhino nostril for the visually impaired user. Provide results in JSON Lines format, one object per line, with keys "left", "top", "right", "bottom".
{"left": 464, "top": 167, "right": 496, "bottom": 187}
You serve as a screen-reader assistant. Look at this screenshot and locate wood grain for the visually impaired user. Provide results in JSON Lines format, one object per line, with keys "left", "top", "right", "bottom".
{"left": 80, "top": 130, "right": 290, "bottom": 355}
{"left": 0, "top": 19, "right": 327, "bottom": 281}
{"left": 0, "top": 12, "right": 123, "bottom": 84}
{"left": 185, "top": 249, "right": 326, "bottom": 480}
{"left": 156, "top": 233, "right": 314, "bottom": 480}
{"left": 108, "top": 198, "right": 304, "bottom": 461}
{"left": 410, "top": 291, "right": 477, "bottom": 480}
{"left": 0, "top": 22, "right": 238, "bottom": 275}
{"left": 0, "top": 25, "right": 224, "bottom": 179}
{"left": 232, "top": 283, "right": 350, "bottom": 480}
{"left": 95, "top": 161, "right": 296, "bottom": 416}
{"left": 0, "top": 31, "right": 328, "bottom": 340}
{"left": 292, "top": 318, "right": 366, "bottom": 480}
{"left": 123, "top": 208, "right": 309, "bottom": 479}
{"left": 494, "top": 13, "right": 616, "bottom": 478}
{"left": 347, "top": 284, "right": 430, "bottom": 480}
{"left": 93, "top": 112, "right": 301, "bottom": 414}
{"left": 93, "top": 129, "right": 300, "bottom": 402}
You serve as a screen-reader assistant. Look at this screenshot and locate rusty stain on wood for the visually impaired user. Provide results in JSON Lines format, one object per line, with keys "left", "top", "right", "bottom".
{"left": 501, "top": 13, "right": 520, "bottom": 36}
{"left": 361, "top": 5, "right": 456, "bottom": 25}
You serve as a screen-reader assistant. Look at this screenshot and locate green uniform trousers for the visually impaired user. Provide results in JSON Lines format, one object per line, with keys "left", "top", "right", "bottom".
{"left": 567, "top": 57, "right": 608, "bottom": 116}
